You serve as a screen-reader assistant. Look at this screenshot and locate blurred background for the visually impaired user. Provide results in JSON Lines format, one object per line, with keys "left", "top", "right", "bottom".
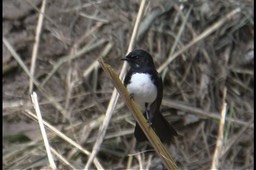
{"left": 3, "top": 0, "right": 254, "bottom": 169}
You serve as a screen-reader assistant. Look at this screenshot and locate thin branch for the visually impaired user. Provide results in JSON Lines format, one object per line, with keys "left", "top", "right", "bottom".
{"left": 29, "top": 0, "right": 47, "bottom": 93}
{"left": 24, "top": 110, "right": 104, "bottom": 169}
{"left": 3, "top": 37, "right": 69, "bottom": 119}
{"left": 41, "top": 39, "right": 106, "bottom": 87}
{"left": 210, "top": 88, "right": 227, "bottom": 169}
{"left": 162, "top": 99, "right": 253, "bottom": 128}
{"left": 84, "top": 0, "right": 147, "bottom": 169}
{"left": 30, "top": 92, "right": 57, "bottom": 169}
{"left": 98, "top": 59, "right": 178, "bottom": 169}
{"left": 158, "top": 8, "right": 241, "bottom": 72}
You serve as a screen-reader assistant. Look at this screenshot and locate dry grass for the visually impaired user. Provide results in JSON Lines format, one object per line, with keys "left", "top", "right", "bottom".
{"left": 3, "top": 0, "right": 254, "bottom": 169}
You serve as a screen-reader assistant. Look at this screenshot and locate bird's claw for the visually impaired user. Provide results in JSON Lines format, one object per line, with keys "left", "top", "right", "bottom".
{"left": 146, "top": 110, "right": 152, "bottom": 126}
{"left": 129, "top": 93, "right": 134, "bottom": 100}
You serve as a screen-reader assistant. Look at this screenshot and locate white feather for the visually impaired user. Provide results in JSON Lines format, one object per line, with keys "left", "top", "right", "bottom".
{"left": 126, "top": 73, "right": 157, "bottom": 111}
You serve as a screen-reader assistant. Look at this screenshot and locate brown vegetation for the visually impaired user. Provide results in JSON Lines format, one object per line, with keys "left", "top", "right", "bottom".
{"left": 3, "top": 0, "right": 253, "bottom": 169}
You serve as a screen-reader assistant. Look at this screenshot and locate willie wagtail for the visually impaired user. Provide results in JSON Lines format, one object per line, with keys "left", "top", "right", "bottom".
{"left": 122, "top": 49, "right": 178, "bottom": 143}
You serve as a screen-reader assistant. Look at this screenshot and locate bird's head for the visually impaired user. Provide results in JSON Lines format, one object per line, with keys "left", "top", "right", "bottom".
{"left": 122, "top": 49, "right": 155, "bottom": 69}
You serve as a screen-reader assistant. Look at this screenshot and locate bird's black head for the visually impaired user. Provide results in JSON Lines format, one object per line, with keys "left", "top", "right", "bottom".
{"left": 122, "top": 49, "right": 155, "bottom": 69}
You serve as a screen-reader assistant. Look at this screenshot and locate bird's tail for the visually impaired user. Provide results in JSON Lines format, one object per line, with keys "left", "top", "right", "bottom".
{"left": 134, "top": 113, "right": 178, "bottom": 143}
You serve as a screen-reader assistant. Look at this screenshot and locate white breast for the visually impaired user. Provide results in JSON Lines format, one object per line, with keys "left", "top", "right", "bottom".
{"left": 126, "top": 73, "right": 157, "bottom": 111}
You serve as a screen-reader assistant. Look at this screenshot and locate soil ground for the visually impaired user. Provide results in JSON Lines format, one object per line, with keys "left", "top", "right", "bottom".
{"left": 3, "top": 0, "right": 254, "bottom": 169}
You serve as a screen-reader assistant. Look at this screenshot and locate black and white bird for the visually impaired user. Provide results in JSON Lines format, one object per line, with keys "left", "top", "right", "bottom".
{"left": 122, "top": 49, "right": 178, "bottom": 143}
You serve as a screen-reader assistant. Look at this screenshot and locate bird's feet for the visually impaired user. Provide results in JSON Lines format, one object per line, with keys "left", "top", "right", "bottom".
{"left": 129, "top": 93, "right": 134, "bottom": 100}
{"left": 145, "top": 110, "right": 152, "bottom": 126}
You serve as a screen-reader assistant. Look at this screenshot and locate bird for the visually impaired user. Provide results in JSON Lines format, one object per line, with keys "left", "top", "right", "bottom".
{"left": 122, "top": 49, "right": 178, "bottom": 143}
